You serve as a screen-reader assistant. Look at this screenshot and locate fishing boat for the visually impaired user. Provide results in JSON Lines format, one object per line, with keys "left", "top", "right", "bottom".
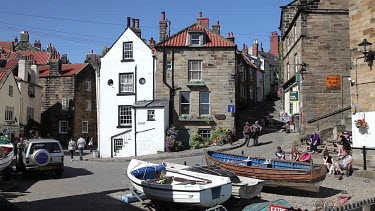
{"left": 164, "top": 162, "right": 264, "bottom": 199}
{"left": 205, "top": 150, "right": 327, "bottom": 192}
{"left": 126, "top": 159, "right": 232, "bottom": 208}
{"left": 0, "top": 136, "right": 14, "bottom": 172}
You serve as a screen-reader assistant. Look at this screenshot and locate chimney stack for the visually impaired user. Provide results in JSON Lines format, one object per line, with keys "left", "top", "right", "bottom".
{"left": 102, "top": 45, "right": 109, "bottom": 56}
{"left": 47, "top": 43, "right": 54, "bottom": 54}
{"left": 30, "top": 61, "right": 39, "bottom": 84}
{"left": 18, "top": 55, "right": 29, "bottom": 81}
{"left": 131, "top": 18, "right": 142, "bottom": 38}
{"left": 159, "top": 11, "right": 168, "bottom": 41}
{"left": 49, "top": 53, "right": 62, "bottom": 76}
{"left": 252, "top": 39, "right": 259, "bottom": 57}
{"left": 34, "top": 40, "right": 41, "bottom": 50}
{"left": 132, "top": 18, "right": 136, "bottom": 28}
{"left": 227, "top": 32, "right": 235, "bottom": 43}
{"left": 242, "top": 44, "right": 247, "bottom": 54}
{"left": 127, "top": 17, "right": 131, "bottom": 28}
{"left": 10, "top": 42, "right": 15, "bottom": 52}
{"left": 197, "top": 12, "right": 209, "bottom": 28}
{"left": 20, "top": 31, "right": 29, "bottom": 42}
{"left": 61, "top": 54, "right": 68, "bottom": 64}
{"left": 148, "top": 37, "right": 156, "bottom": 49}
{"left": 212, "top": 21, "right": 220, "bottom": 35}
{"left": 14, "top": 36, "right": 18, "bottom": 44}
{"left": 269, "top": 31, "right": 280, "bottom": 57}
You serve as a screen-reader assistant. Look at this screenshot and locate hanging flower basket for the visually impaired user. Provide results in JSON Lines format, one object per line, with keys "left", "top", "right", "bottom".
{"left": 354, "top": 119, "right": 368, "bottom": 129}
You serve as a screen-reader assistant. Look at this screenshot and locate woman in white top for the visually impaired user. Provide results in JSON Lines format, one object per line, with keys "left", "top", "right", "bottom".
{"left": 68, "top": 139, "right": 76, "bottom": 161}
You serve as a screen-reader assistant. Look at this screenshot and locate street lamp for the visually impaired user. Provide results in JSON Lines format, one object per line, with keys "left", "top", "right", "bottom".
{"left": 358, "top": 39, "right": 374, "bottom": 69}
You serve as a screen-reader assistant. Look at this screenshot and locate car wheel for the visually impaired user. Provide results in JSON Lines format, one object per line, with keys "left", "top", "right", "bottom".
{"left": 32, "top": 149, "right": 51, "bottom": 167}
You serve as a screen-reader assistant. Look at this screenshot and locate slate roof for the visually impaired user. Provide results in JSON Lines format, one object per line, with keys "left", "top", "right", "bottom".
{"left": 155, "top": 22, "right": 236, "bottom": 48}
{"left": 132, "top": 99, "right": 169, "bottom": 108}
{"left": 39, "top": 63, "right": 88, "bottom": 77}
{"left": 8, "top": 51, "right": 49, "bottom": 65}
{"left": 259, "top": 51, "right": 279, "bottom": 66}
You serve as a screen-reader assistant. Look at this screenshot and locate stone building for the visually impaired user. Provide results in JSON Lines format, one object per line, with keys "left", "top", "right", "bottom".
{"left": 154, "top": 12, "right": 255, "bottom": 148}
{"left": 280, "top": 0, "right": 350, "bottom": 134}
{"left": 39, "top": 55, "right": 97, "bottom": 145}
{"left": 349, "top": 0, "right": 375, "bottom": 166}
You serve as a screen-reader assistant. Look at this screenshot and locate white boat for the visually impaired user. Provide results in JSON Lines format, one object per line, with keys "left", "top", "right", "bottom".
{"left": 126, "top": 159, "right": 232, "bottom": 208}
{"left": 0, "top": 137, "right": 14, "bottom": 172}
{"left": 164, "top": 162, "right": 264, "bottom": 199}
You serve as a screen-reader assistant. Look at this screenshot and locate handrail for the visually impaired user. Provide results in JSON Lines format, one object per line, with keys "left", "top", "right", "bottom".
{"left": 307, "top": 106, "right": 351, "bottom": 124}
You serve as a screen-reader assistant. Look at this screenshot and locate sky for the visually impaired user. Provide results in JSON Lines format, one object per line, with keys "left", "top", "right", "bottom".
{"left": 0, "top": 0, "right": 291, "bottom": 63}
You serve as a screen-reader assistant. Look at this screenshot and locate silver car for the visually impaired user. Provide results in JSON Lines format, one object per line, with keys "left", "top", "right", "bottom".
{"left": 18, "top": 139, "right": 64, "bottom": 176}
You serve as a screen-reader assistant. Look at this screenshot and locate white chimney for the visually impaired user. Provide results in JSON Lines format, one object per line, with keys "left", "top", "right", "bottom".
{"left": 30, "top": 63, "right": 39, "bottom": 84}
{"left": 18, "top": 55, "right": 29, "bottom": 82}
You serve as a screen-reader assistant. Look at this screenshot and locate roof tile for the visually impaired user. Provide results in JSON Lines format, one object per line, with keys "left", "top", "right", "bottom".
{"left": 9, "top": 51, "right": 49, "bottom": 65}
{"left": 39, "top": 64, "right": 87, "bottom": 77}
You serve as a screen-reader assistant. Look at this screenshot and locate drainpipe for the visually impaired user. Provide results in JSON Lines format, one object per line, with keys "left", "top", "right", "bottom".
{"left": 134, "top": 65, "right": 138, "bottom": 156}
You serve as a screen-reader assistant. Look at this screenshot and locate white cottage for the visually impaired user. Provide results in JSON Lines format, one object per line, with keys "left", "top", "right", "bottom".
{"left": 97, "top": 17, "right": 169, "bottom": 158}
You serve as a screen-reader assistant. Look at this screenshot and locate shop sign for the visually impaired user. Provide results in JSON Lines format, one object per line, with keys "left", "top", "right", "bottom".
{"left": 290, "top": 91, "right": 299, "bottom": 102}
{"left": 326, "top": 75, "right": 340, "bottom": 90}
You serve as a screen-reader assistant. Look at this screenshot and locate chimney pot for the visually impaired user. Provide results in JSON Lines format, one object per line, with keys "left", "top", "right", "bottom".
{"left": 199, "top": 12, "right": 202, "bottom": 17}
{"left": 127, "top": 17, "right": 131, "bottom": 28}
{"left": 135, "top": 19, "right": 139, "bottom": 28}
{"left": 132, "top": 19, "right": 135, "bottom": 28}
{"left": 161, "top": 12, "right": 165, "bottom": 21}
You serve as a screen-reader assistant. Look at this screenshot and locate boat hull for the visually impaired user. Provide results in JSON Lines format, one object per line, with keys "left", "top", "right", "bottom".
{"left": 0, "top": 150, "right": 14, "bottom": 172}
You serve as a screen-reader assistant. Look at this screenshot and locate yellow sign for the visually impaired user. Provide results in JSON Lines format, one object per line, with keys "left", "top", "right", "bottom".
{"left": 326, "top": 75, "right": 341, "bottom": 90}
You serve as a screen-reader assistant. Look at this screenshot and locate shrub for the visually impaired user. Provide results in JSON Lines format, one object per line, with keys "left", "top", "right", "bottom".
{"left": 165, "top": 125, "right": 182, "bottom": 152}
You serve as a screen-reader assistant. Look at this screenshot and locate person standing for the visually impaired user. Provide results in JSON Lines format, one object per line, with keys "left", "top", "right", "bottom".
{"left": 243, "top": 122, "right": 251, "bottom": 147}
{"left": 88, "top": 137, "right": 94, "bottom": 153}
{"left": 250, "top": 121, "right": 262, "bottom": 146}
{"left": 68, "top": 138, "right": 76, "bottom": 161}
{"left": 77, "top": 136, "right": 86, "bottom": 161}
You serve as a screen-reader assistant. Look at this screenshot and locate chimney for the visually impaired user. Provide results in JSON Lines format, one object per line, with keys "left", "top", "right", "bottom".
{"left": 269, "top": 31, "right": 280, "bottom": 57}
{"left": 47, "top": 43, "right": 53, "bottom": 54}
{"left": 127, "top": 17, "right": 131, "bottom": 28}
{"left": 49, "top": 54, "right": 62, "bottom": 76}
{"left": 148, "top": 37, "right": 156, "bottom": 49}
{"left": 18, "top": 55, "right": 29, "bottom": 81}
{"left": 212, "top": 21, "right": 220, "bottom": 35}
{"left": 61, "top": 54, "right": 68, "bottom": 64}
{"left": 20, "top": 31, "right": 29, "bottom": 42}
{"left": 252, "top": 39, "right": 259, "bottom": 57}
{"left": 159, "top": 11, "right": 168, "bottom": 41}
{"left": 227, "top": 32, "right": 235, "bottom": 43}
{"left": 197, "top": 12, "right": 209, "bottom": 28}
{"left": 242, "top": 44, "right": 247, "bottom": 54}
{"left": 9, "top": 42, "right": 15, "bottom": 52}
{"left": 14, "top": 36, "right": 18, "bottom": 44}
{"left": 132, "top": 18, "right": 142, "bottom": 38}
{"left": 34, "top": 40, "right": 41, "bottom": 50}
{"left": 30, "top": 61, "right": 39, "bottom": 84}
{"left": 131, "top": 18, "right": 136, "bottom": 28}
{"left": 102, "top": 45, "right": 109, "bottom": 56}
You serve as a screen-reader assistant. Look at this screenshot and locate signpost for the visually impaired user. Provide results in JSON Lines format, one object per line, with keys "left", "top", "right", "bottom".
{"left": 227, "top": 104, "right": 235, "bottom": 113}
{"left": 290, "top": 91, "right": 299, "bottom": 102}
{"left": 326, "top": 75, "right": 341, "bottom": 90}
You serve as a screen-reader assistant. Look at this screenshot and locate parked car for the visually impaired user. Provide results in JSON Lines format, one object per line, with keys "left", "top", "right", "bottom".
{"left": 17, "top": 139, "right": 64, "bottom": 176}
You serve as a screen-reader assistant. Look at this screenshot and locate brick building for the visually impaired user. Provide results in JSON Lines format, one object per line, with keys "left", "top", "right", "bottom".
{"left": 154, "top": 12, "right": 256, "bottom": 148}
{"left": 280, "top": 0, "right": 350, "bottom": 134}
{"left": 349, "top": 0, "right": 375, "bottom": 165}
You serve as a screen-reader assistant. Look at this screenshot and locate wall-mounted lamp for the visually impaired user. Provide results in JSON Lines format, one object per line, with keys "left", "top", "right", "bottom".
{"left": 358, "top": 39, "right": 374, "bottom": 69}
{"left": 348, "top": 77, "right": 355, "bottom": 86}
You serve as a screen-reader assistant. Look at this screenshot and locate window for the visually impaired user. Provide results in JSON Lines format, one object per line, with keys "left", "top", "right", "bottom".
{"left": 188, "top": 60, "right": 202, "bottom": 81}
{"left": 62, "top": 99, "right": 70, "bottom": 110}
{"left": 123, "top": 42, "right": 133, "bottom": 60}
{"left": 86, "top": 100, "right": 92, "bottom": 111}
{"left": 199, "top": 92, "right": 210, "bottom": 116}
{"left": 190, "top": 33, "right": 201, "bottom": 46}
{"left": 198, "top": 129, "right": 211, "bottom": 141}
{"left": 28, "top": 85, "right": 35, "bottom": 97}
{"left": 114, "top": 138, "right": 123, "bottom": 152}
{"left": 166, "top": 61, "right": 172, "bottom": 70}
{"left": 294, "top": 54, "right": 298, "bottom": 73}
{"left": 9, "top": 85, "right": 13, "bottom": 97}
{"left": 147, "top": 110, "right": 155, "bottom": 121}
{"left": 119, "top": 73, "right": 134, "bottom": 93}
{"left": 59, "top": 120, "right": 68, "bottom": 134}
{"left": 5, "top": 107, "right": 14, "bottom": 121}
{"left": 86, "top": 81, "right": 92, "bottom": 91}
{"left": 287, "top": 63, "right": 290, "bottom": 80}
{"left": 82, "top": 121, "right": 88, "bottom": 134}
{"left": 27, "top": 107, "right": 34, "bottom": 121}
{"left": 180, "top": 92, "right": 190, "bottom": 115}
{"left": 119, "top": 106, "right": 132, "bottom": 127}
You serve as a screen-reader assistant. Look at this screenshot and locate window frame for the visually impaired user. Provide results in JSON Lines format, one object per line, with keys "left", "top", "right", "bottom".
{"left": 180, "top": 92, "right": 191, "bottom": 115}
{"left": 9, "top": 85, "right": 13, "bottom": 97}
{"left": 198, "top": 128, "right": 211, "bottom": 141}
{"left": 147, "top": 110, "right": 155, "bottom": 121}
{"left": 5, "top": 106, "right": 14, "bottom": 122}
{"left": 27, "top": 107, "right": 34, "bottom": 121}
{"left": 122, "top": 41, "right": 134, "bottom": 61}
{"left": 82, "top": 121, "right": 88, "bottom": 134}
{"left": 59, "top": 120, "right": 69, "bottom": 134}
{"left": 28, "top": 85, "right": 35, "bottom": 98}
{"left": 166, "top": 60, "right": 172, "bottom": 70}
{"left": 199, "top": 92, "right": 210, "bottom": 116}
{"left": 61, "top": 99, "right": 70, "bottom": 110}
{"left": 188, "top": 60, "right": 202, "bottom": 81}
{"left": 86, "top": 81, "right": 92, "bottom": 91}
{"left": 118, "top": 105, "right": 132, "bottom": 127}
{"left": 119, "top": 73, "right": 134, "bottom": 94}
{"left": 190, "top": 33, "right": 201, "bottom": 46}
{"left": 86, "top": 100, "right": 92, "bottom": 111}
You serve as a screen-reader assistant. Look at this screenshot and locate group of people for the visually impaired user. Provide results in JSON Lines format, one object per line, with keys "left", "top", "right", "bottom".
{"left": 243, "top": 121, "right": 263, "bottom": 147}
{"left": 68, "top": 136, "right": 94, "bottom": 161}
{"left": 275, "top": 146, "right": 312, "bottom": 162}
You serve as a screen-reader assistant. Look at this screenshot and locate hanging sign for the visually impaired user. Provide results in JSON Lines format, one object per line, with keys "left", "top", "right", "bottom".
{"left": 290, "top": 91, "right": 299, "bottom": 102}
{"left": 326, "top": 75, "right": 341, "bottom": 90}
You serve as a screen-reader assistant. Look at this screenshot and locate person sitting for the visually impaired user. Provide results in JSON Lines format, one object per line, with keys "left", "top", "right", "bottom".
{"left": 298, "top": 150, "right": 312, "bottom": 162}
{"left": 337, "top": 134, "right": 351, "bottom": 160}
{"left": 290, "top": 146, "right": 300, "bottom": 161}
{"left": 334, "top": 150, "right": 353, "bottom": 176}
{"left": 323, "top": 150, "right": 334, "bottom": 174}
{"left": 275, "top": 146, "right": 285, "bottom": 160}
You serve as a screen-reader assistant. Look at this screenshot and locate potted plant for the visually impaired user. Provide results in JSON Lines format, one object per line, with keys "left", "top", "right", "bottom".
{"left": 354, "top": 118, "right": 368, "bottom": 129}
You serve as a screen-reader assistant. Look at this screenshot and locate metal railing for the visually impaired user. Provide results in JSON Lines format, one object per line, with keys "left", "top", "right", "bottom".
{"left": 352, "top": 146, "right": 375, "bottom": 170}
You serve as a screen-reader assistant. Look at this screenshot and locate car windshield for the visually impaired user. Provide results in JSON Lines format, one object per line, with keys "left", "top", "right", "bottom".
{"left": 30, "top": 142, "right": 61, "bottom": 154}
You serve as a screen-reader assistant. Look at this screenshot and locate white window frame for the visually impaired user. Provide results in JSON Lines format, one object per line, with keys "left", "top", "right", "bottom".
{"left": 59, "top": 120, "right": 68, "bottom": 134}
{"left": 180, "top": 92, "right": 191, "bottom": 115}
{"left": 5, "top": 106, "right": 14, "bottom": 122}
{"left": 190, "top": 33, "right": 201, "bottom": 46}
{"left": 119, "top": 106, "right": 132, "bottom": 127}
{"left": 147, "top": 110, "right": 155, "bottom": 121}
{"left": 123, "top": 42, "right": 133, "bottom": 60}
{"left": 166, "top": 61, "right": 172, "bottom": 70}
{"left": 82, "top": 121, "right": 88, "bottom": 134}
{"left": 188, "top": 60, "right": 202, "bottom": 81}
{"left": 199, "top": 92, "right": 210, "bottom": 116}
{"left": 119, "top": 73, "right": 134, "bottom": 93}
{"left": 198, "top": 128, "right": 211, "bottom": 141}
{"left": 9, "top": 85, "right": 13, "bottom": 97}
{"left": 86, "top": 81, "right": 92, "bottom": 91}
{"left": 27, "top": 107, "right": 34, "bottom": 121}
{"left": 62, "top": 99, "right": 70, "bottom": 110}
{"left": 86, "top": 100, "right": 92, "bottom": 111}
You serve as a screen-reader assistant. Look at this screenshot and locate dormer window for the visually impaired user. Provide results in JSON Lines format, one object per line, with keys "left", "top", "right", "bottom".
{"left": 188, "top": 32, "right": 205, "bottom": 47}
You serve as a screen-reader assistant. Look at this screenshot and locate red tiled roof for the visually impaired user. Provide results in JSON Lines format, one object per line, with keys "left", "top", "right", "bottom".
{"left": 0, "top": 71, "right": 6, "bottom": 81}
{"left": 156, "top": 23, "right": 236, "bottom": 48}
{"left": 39, "top": 63, "right": 87, "bottom": 77}
{"left": 9, "top": 51, "right": 49, "bottom": 65}
{"left": 5, "top": 59, "right": 19, "bottom": 69}
{"left": 0, "top": 42, "right": 12, "bottom": 53}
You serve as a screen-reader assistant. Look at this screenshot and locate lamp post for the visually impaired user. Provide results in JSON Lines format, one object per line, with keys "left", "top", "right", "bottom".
{"left": 358, "top": 39, "right": 374, "bottom": 69}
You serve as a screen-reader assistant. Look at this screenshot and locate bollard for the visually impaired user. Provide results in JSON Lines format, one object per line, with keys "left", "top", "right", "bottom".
{"left": 241, "top": 150, "right": 244, "bottom": 155}
{"left": 363, "top": 146, "right": 367, "bottom": 170}
{"left": 184, "top": 161, "right": 186, "bottom": 165}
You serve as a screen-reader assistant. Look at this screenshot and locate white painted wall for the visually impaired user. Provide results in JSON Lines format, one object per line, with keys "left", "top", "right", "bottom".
{"left": 98, "top": 28, "right": 154, "bottom": 158}
{"left": 352, "top": 112, "right": 375, "bottom": 148}
{"left": 18, "top": 81, "right": 42, "bottom": 125}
